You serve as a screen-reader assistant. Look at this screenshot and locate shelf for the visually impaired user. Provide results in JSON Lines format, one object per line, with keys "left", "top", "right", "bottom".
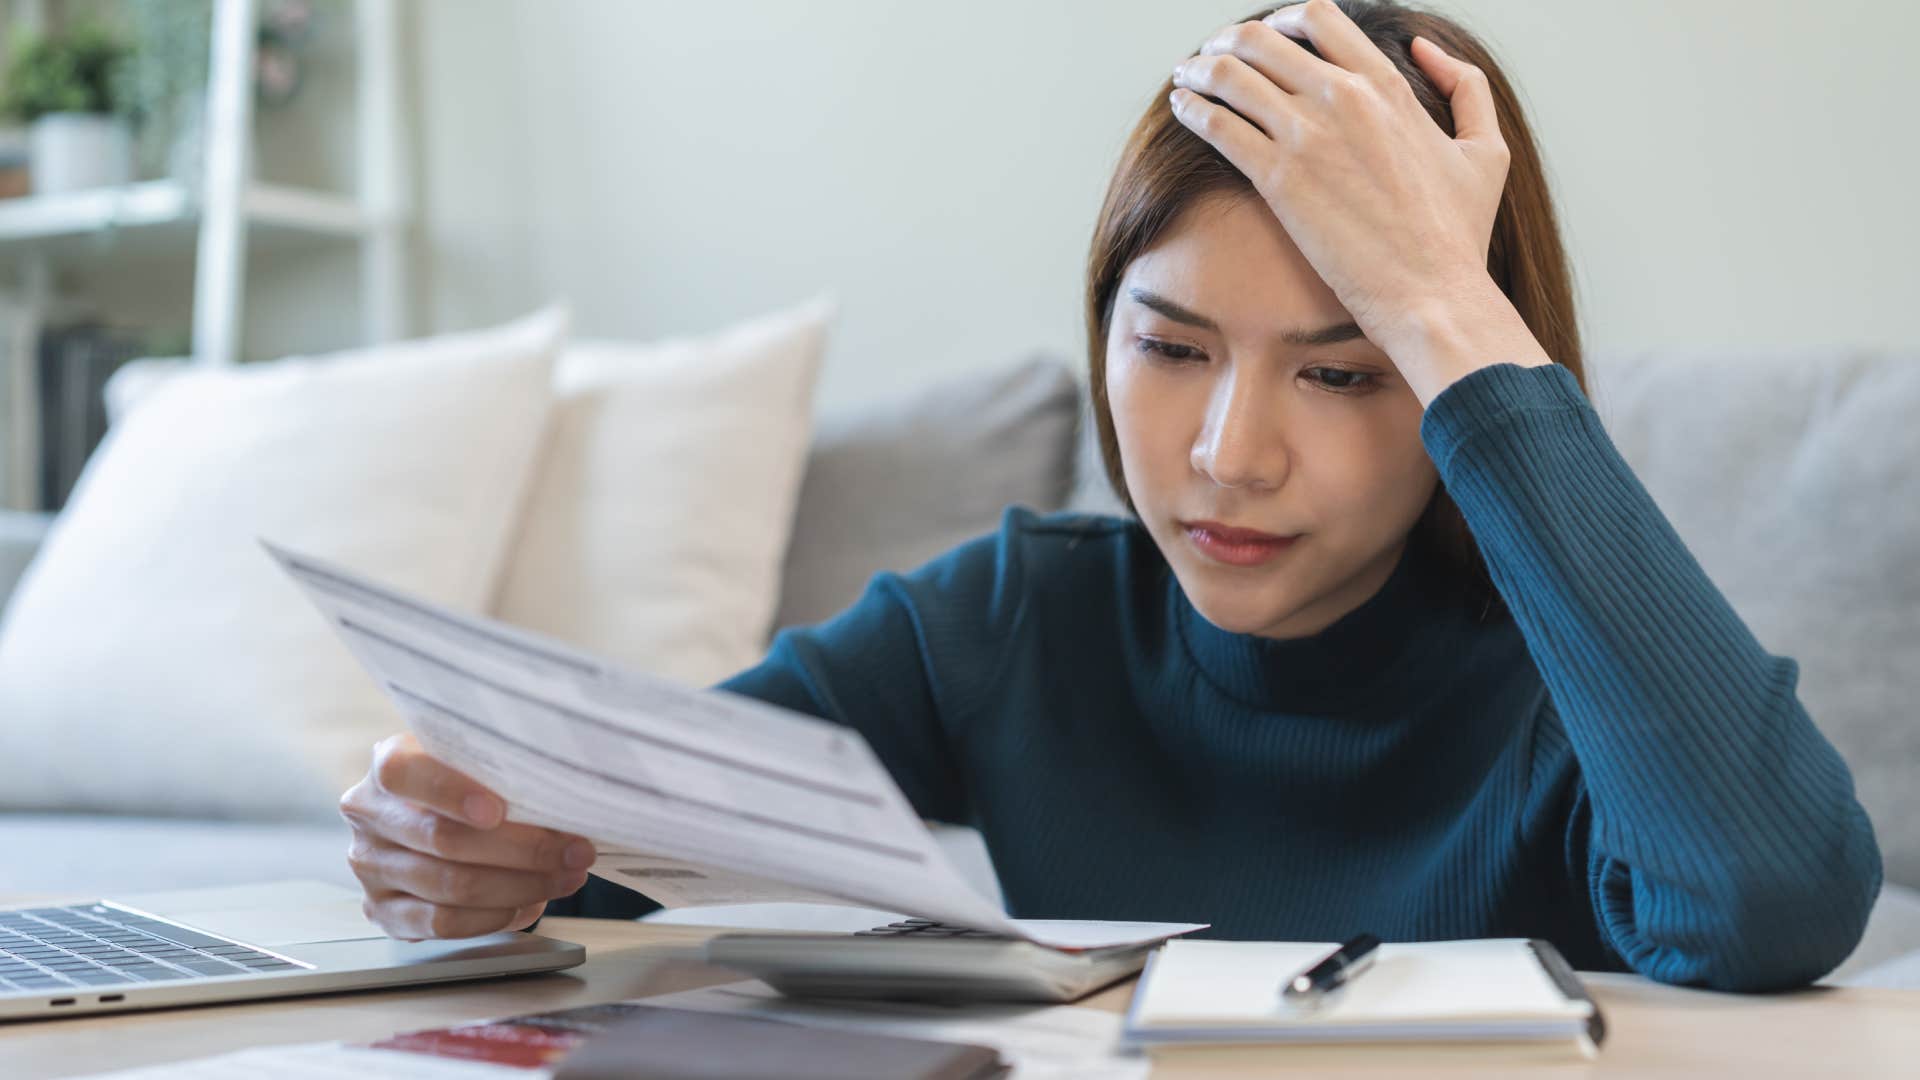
{"left": 0, "top": 181, "right": 193, "bottom": 240}
{"left": 0, "top": 180, "right": 374, "bottom": 269}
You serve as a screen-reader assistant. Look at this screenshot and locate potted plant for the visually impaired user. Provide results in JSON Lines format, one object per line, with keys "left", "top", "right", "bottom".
{"left": 1, "top": 23, "right": 134, "bottom": 195}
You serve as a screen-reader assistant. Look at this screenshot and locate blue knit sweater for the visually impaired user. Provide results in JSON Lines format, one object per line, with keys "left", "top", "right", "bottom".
{"left": 551, "top": 362, "right": 1882, "bottom": 992}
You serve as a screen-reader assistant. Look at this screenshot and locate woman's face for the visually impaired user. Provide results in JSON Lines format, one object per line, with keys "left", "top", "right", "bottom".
{"left": 1104, "top": 191, "right": 1440, "bottom": 640}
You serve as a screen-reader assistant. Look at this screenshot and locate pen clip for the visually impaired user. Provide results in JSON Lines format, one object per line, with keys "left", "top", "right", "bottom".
{"left": 1279, "top": 932, "right": 1381, "bottom": 1006}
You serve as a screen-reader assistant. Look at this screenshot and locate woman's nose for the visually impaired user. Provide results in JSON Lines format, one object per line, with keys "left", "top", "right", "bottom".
{"left": 1191, "top": 376, "right": 1288, "bottom": 490}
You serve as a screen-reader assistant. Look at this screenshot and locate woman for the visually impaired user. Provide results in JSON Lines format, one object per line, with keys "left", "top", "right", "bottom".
{"left": 340, "top": 0, "right": 1881, "bottom": 992}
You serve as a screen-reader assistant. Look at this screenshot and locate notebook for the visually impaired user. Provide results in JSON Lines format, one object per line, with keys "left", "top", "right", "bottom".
{"left": 1124, "top": 938, "right": 1605, "bottom": 1057}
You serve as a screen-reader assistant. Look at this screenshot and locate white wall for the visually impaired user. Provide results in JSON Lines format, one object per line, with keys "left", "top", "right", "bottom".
{"left": 401, "top": 0, "right": 1918, "bottom": 415}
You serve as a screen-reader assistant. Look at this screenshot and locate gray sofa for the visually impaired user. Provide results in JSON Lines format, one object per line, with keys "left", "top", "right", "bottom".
{"left": 2, "top": 349, "right": 1917, "bottom": 987}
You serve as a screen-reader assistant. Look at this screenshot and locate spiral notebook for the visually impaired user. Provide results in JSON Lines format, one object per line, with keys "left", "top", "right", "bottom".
{"left": 1124, "top": 938, "right": 1606, "bottom": 1057}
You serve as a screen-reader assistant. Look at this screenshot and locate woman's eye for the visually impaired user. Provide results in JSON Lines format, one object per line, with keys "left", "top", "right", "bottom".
{"left": 1137, "top": 337, "right": 1204, "bottom": 363}
{"left": 1305, "top": 367, "right": 1376, "bottom": 393}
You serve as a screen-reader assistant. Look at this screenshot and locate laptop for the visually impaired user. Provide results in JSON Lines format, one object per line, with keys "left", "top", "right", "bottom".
{"left": 0, "top": 880, "right": 583, "bottom": 1022}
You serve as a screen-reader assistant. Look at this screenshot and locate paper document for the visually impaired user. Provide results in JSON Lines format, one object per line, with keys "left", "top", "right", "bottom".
{"left": 79, "top": 1044, "right": 525, "bottom": 1080}
{"left": 266, "top": 541, "right": 1203, "bottom": 952}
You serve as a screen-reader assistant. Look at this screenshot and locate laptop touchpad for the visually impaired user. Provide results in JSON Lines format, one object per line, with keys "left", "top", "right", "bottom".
{"left": 114, "top": 881, "right": 385, "bottom": 946}
{"left": 171, "top": 896, "right": 382, "bottom": 947}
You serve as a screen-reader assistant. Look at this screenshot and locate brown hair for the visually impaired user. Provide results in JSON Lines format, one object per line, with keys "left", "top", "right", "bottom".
{"left": 1084, "top": 0, "right": 1584, "bottom": 620}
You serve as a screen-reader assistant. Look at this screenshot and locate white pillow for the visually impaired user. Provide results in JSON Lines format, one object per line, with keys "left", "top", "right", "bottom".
{"left": 492, "top": 296, "right": 833, "bottom": 685}
{"left": 0, "top": 307, "right": 566, "bottom": 819}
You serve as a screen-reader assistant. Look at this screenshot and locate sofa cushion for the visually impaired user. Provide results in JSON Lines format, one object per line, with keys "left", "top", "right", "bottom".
{"left": 0, "top": 308, "right": 564, "bottom": 820}
{"left": 1587, "top": 347, "right": 1920, "bottom": 889}
{"left": 495, "top": 296, "right": 831, "bottom": 685}
{"left": 0, "top": 814, "right": 356, "bottom": 897}
{"left": 769, "top": 356, "right": 1081, "bottom": 634}
{"left": 0, "top": 509, "right": 48, "bottom": 619}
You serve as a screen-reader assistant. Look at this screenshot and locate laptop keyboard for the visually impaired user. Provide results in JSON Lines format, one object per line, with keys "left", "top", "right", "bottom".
{"left": 0, "top": 904, "right": 301, "bottom": 993}
{"left": 852, "top": 918, "right": 1012, "bottom": 940}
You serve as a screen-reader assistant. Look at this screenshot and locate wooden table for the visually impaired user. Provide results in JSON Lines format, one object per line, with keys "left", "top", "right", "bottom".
{"left": 4, "top": 916, "right": 1919, "bottom": 1078}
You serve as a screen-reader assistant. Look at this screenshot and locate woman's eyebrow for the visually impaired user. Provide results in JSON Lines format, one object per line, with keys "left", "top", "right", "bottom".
{"left": 1127, "top": 287, "right": 1364, "bottom": 347}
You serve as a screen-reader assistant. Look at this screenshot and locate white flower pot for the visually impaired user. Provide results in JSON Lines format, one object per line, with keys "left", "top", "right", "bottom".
{"left": 29, "top": 112, "right": 134, "bottom": 195}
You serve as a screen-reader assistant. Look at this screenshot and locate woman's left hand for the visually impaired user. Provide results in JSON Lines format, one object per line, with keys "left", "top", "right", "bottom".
{"left": 1170, "top": 0, "right": 1510, "bottom": 356}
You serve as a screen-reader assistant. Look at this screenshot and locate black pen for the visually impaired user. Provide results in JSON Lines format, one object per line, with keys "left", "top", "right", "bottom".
{"left": 1279, "top": 932, "right": 1381, "bottom": 1007}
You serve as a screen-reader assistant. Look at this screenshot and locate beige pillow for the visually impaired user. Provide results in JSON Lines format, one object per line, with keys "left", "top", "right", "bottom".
{"left": 493, "top": 296, "right": 833, "bottom": 685}
{"left": 0, "top": 308, "right": 566, "bottom": 818}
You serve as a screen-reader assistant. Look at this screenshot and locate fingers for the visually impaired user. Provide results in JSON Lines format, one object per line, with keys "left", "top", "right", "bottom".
{"left": 364, "top": 891, "right": 532, "bottom": 942}
{"left": 1263, "top": 0, "right": 1399, "bottom": 86}
{"left": 346, "top": 735, "right": 592, "bottom": 941}
{"left": 1172, "top": 53, "right": 1296, "bottom": 139}
{"left": 505, "top": 901, "right": 549, "bottom": 932}
{"left": 1410, "top": 36, "right": 1504, "bottom": 152}
{"left": 1195, "top": 19, "right": 1327, "bottom": 97}
{"left": 371, "top": 733, "right": 505, "bottom": 828}
{"left": 372, "top": 795, "right": 596, "bottom": 874}
{"left": 1169, "top": 88, "right": 1273, "bottom": 188}
{"left": 348, "top": 834, "right": 588, "bottom": 910}
{"left": 348, "top": 833, "right": 586, "bottom": 943}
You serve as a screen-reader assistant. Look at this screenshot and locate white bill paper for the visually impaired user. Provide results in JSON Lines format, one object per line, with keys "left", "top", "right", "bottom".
{"left": 77, "top": 1044, "right": 525, "bottom": 1080}
{"left": 266, "top": 541, "right": 1204, "bottom": 952}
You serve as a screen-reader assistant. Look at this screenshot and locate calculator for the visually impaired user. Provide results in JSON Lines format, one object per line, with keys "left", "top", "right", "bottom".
{"left": 701, "top": 918, "right": 1156, "bottom": 1003}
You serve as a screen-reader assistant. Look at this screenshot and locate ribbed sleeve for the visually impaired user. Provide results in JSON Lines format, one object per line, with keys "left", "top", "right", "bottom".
{"left": 1421, "top": 362, "right": 1883, "bottom": 990}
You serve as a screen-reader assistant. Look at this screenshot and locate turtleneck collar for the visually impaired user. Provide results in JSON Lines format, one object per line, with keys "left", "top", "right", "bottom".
{"left": 1164, "top": 528, "right": 1478, "bottom": 715}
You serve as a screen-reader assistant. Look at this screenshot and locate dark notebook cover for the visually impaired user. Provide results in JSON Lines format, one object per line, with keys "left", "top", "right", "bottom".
{"left": 550, "top": 1003, "right": 1009, "bottom": 1080}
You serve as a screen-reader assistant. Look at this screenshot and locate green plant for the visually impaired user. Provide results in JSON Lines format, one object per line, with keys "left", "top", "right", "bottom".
{"left": 0, "top": 24, "right": 134, "bottom": 123}
{"left": 121, "top": 1, "right": 211, "bottom": 124}
{"left": 120, "top": 1, "right": 213, "bottom": 176}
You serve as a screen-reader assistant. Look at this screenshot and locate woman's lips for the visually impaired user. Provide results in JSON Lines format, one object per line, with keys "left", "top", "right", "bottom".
{"left": 1182, "top": 521, "right": 1300, "bottom": 567}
